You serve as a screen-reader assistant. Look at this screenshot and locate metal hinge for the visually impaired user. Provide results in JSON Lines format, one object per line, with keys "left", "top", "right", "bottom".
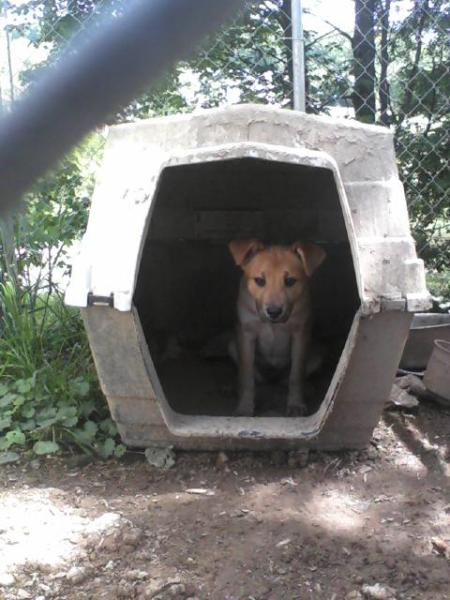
{"left": 87, "top": 292, "right": 114, "bottom": 308}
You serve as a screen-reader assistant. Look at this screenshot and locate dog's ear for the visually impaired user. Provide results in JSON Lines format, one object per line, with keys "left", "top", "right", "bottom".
{"left": 228, "top": 239, "right": 264, "bottom": 267}
{"left": 292, "top": 242, "right": 326, "bottom": 277}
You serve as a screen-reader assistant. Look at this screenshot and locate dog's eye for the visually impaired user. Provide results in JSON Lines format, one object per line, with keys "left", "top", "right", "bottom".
{"left": 254, "top": 277, "right": 266, "bottom": 287}
{"left": 284, "top": 276, "right": 297, "bottom": 287}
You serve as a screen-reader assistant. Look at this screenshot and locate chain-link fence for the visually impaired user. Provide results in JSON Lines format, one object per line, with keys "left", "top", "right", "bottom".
{"left": 1, "top": 0, "right": 449, "bottom": 294}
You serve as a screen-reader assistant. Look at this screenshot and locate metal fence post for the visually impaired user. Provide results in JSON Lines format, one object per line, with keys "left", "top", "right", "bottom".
{"left": 291, "top": 0, "right": 305, "bottom": 112}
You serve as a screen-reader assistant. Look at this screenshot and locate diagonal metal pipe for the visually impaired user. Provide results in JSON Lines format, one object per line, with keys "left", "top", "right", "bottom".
{"left": 0, "top": 0, "right": 240, "bottom": 216}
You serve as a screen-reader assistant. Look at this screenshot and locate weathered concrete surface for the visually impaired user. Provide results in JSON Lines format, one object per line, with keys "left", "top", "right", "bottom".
{"left": 67, "top": 104, "right": 430, "bottom": 313}
{"left": 69, "top": 104, "right": 430, "bottom": 450}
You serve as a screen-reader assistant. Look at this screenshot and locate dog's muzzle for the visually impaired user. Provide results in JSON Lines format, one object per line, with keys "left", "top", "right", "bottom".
{"left": 265, "top": 304, "right": 286, "bottom": 322}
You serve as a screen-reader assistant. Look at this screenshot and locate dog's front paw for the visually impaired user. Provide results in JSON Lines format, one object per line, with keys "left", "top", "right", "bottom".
{"left": 233, "top": 396, "right": 255, "bottom": 417}
{"left": 287, "top": 386, "right": 307, "bottom": 416}
{"left": 286, "top": 392, "right": 308, "bottom": 416}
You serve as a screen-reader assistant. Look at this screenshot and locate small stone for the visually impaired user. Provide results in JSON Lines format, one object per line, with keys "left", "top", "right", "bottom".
{"left": 362, "top": 583, "right": 397, "bottom": 599}
{"left": 185, "top": 488, "right": 215, "bottom": 496}
{"left": 395, "top": 374, "right": 426, "bottom": 394}
{"left": 169, "top": 583, "right": 186, "bottom": 597}
{"left": 216, "top": 451, "right": 229, "bottom": 467}
{"left": 66, "top": 565, "right": 89, "bottom": 585}
{"left": 122, "top": 528, "right": 143, "bottom": 547}
{"left": 346, "top": 592, "right": 363, "bottom": 600}
{"left": 125, "top": 569, "right": 149, "bottom": 581}
{"left": 387, "top": 383, "right": 419, "bottom": 409}
{"left": 431, "top": 536, "right": 450, "bottom": 558}
{"left": 276, "top": 538, "right": 291, "bottom": 548}
{"left": 145, "top": 446, "right": 176, "bottom": 469}
{"left": 366, "top": 446, "right": 379, "bottom": 461}
{"left": 86, "top": 512, "right": 123, "bottom": 535}
{"left": 117, "top": 582, "right": 134, "bottom": 598}
{"left": 101, "top": 533, "right": 120, "bottom": 552}
{"left": 17, "top": 591, "right": 32, "bottom": 600}
{"left": 0, "top": 573, "right": 15, "bottom": 586}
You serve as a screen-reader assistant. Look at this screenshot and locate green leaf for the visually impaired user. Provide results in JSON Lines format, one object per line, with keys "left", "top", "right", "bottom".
{"left": 12, "top": 395, "right": 26, "bottom": 409}
{"left": 114, "top": 444, "right": 127, "bottom": 458}
{"left": 37, "top": 407, "right": 57, "bottom": 419}
{"left": 84, "top": 420, "right": 98, "bottom": 436}
{"left": 16, "top": 378, "right": 34, "bottom": 394}
{"left": 80, "top": 400, "right": 95, "bottom": 418}
{"left": 71, "top": 378, "right": 89, "bottom": 397}
{"left": 62, "top": 416, "right": 78, "bottom": 428}
{"left": 22, "top": 406, "right": 35, "bottom": 419}
{"left": 57, "top": 406, "right": 77, "bottom": 419}
{"left": 0, "top": 383, "right": 9, "bottom": 396}
{"left": 0, "top": 393, "right": 18, "bottom": 408}
{"left": 35, "top": 417, "right": 58, "bottom": 429}
{"left": 0, "top": 451, "right": 20, "bottom": 465}
{"left": 0, "top": 417, "right": 12, "bottom": 432}
{"left": 99, "top": 418, "right": 118, "bottom": 437}
{"left": 0, "top": 429, "right": 26, "bottom": 450}
{"left": 100, "top": 437, "right": 115, "bottom": 458}
{"left": 33, "top": 441, "right": 60, "bottom": 455}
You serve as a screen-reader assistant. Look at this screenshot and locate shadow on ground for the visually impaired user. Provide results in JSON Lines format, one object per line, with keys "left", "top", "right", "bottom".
{"left": 0, "top": 403, "right": 449, "bottom": 600}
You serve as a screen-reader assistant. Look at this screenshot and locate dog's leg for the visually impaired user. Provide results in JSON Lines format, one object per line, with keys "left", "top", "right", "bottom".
{"left": 287, "top": 332, "right": 308, "bottom": 416}
{"left": 235, "top": 328, "right": 256, "bottom": 416}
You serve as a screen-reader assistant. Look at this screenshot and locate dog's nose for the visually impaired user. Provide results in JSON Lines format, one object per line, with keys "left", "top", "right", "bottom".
{"left": 266, "top": 305, "right": 283, "bottom": 320}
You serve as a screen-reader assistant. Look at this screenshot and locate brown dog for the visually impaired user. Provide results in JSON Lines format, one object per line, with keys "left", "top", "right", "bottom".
{"left": 228, "top": 240, "right": 326, "bottom": 416}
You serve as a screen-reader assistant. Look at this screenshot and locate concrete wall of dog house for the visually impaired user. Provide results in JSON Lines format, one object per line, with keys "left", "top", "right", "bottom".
{"left": 66, "top": 105, "right": 429, "bottom": 312}
{"left": 344, "top": 180, "right": 412, "bottom": 239}
{"left": 68, "top": 143, "right": 356, "bottom": 309}
{"left": 109, "top": 104, "right": 397, "bottom": 183}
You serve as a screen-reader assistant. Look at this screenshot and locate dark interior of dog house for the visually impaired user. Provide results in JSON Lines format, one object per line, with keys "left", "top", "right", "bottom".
{"left": 133, "top": 158, "right": 360, "bottom": 417}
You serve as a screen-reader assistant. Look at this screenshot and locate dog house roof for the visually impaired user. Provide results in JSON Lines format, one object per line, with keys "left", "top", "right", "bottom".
{"left": 65, "top": 104, "right": 430, "bottom": 313}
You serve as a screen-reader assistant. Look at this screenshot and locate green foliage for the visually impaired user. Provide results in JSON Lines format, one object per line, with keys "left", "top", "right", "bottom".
{"left": 426, "top": 270, "right": 450, "bottom": 311}
{"left": 0, "top": 133, "right": 126, "bottom": 459}
{"left": 0, "top": 283, "right": 126, "bottom": 458}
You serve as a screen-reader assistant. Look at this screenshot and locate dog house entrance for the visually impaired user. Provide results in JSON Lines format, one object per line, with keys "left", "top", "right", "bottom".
{"left": 134, "top": 157, "right": 360, "bottom": 419}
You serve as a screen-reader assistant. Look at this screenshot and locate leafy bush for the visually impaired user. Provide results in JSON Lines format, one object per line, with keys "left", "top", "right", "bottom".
{"left": 0, "top": 136, "right": 126, "bottom": 459}
{"left": 426, "top": 270, "right": 450, "bottom": 312}
{"left": 0, "top": 282, "right": 126, "bottom": 458}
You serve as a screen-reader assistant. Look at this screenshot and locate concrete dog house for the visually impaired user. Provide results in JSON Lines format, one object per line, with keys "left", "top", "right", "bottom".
{"left": 66, "top": 104, "right": 430, "bottom": 450}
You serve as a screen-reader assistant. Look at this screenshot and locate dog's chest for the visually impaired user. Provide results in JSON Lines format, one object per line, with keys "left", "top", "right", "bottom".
{"left": 256, "top": 323, "right": 291, "bottom": 368}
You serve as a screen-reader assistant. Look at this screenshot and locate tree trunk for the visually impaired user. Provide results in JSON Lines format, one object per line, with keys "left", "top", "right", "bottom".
{"left": 400, "top": 0, "right": 429, "bottom": 121}
{"left": 352, "top": 0, "right": 376, "bottom": 123}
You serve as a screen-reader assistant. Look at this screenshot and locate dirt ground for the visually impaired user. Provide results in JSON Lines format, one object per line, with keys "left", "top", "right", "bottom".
{"left": 0, "top": 402, "right": 449, "bottom": 600}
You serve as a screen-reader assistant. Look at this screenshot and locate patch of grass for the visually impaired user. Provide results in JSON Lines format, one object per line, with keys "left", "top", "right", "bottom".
{"left": 0, "top": 282, "right": 126, "bottom": 459}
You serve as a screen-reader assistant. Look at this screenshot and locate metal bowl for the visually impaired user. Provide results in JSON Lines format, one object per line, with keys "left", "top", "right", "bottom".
{"left": 423, "top": 339, "right": 450, "bottom": 401}
{"left": 400, "top": 313, "right": 450, "bottom": 370}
